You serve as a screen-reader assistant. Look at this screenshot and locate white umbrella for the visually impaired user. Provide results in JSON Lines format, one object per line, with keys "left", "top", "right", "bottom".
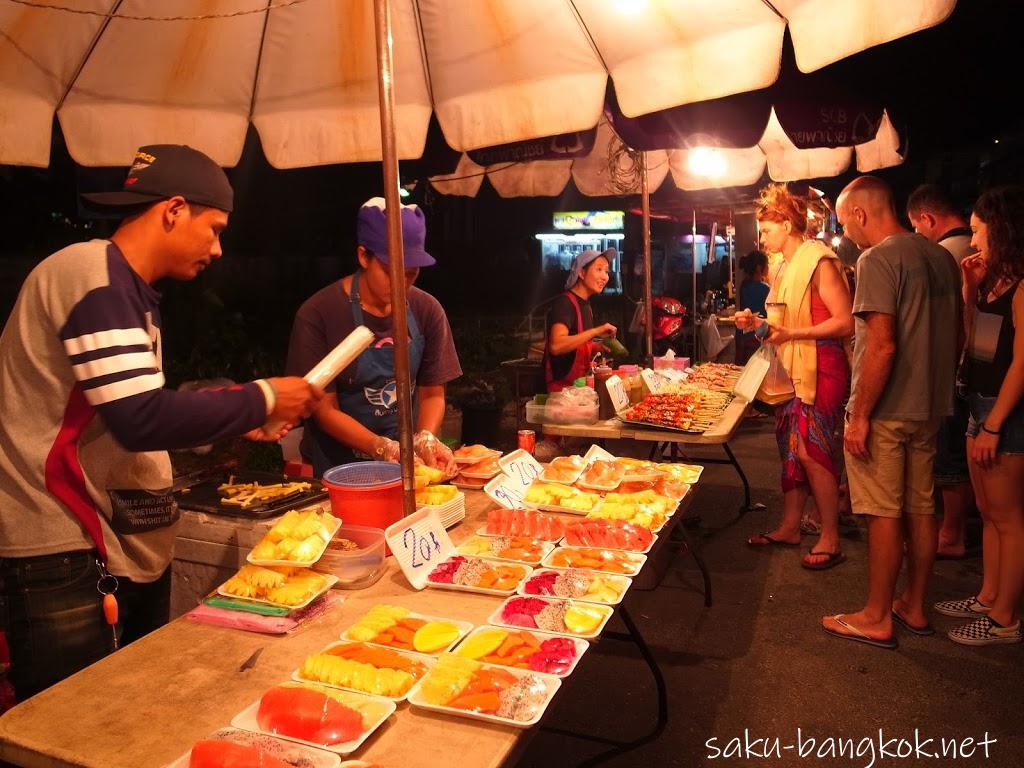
{"left": 428, "top": 110, "right": 904, "bottom": 197}
{"left": 0, "top": 0, "right": 955, "bottom": 514}
{"left": 1, "top": 0, "right": 954, "bottom": 169}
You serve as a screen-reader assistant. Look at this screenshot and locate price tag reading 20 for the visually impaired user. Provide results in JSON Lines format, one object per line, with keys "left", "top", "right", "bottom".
{"left": 487, "top": 449, "right": 544, "bottom": 509}
{"left": 401, "top": 526, "right": 442, "bottom": 569}
{"left": 384, "top": 508, "right": 454, "bottom": 588}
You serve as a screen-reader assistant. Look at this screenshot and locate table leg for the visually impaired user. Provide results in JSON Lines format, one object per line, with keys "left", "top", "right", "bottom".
{"left": 722, "top": 442, "right": 765, "bottom": 514}
{"left": 669, "top": 526, "right": 712, "bottom": 607}
{"left": 537, "top": 604, "right": 668, "bottom": 762}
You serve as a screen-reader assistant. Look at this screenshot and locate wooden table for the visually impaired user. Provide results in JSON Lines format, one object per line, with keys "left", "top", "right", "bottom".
{"left": 542, "top": 398, "right": 765, "bottom": 513}
{"left": 0, "top": 493, "right": 523, "bottom": 768}
{"left": 0, "top": 483, "right": 690, "bottom": 768}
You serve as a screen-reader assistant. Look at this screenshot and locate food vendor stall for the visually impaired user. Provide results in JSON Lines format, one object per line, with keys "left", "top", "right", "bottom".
{"left": 0, "top": 447, "right": 701, "bottom": 768}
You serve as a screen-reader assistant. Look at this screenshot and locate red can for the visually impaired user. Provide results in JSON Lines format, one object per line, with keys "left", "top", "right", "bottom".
{"left": 517, "top": 429, "right": 536, "bottom": 455}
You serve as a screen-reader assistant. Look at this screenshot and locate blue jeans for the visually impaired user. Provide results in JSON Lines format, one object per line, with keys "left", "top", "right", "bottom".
{"left": 0, "top": 550, "right": 170, "bottom": 701}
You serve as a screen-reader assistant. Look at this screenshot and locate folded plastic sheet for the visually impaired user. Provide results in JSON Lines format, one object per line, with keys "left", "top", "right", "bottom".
{"left": 185, "top": 592, "right": 342, "bottom": 635}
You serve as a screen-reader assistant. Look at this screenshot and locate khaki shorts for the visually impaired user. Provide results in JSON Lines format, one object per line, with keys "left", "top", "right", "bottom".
{"left": 845, "top": 417, "right": 941, "bottom": 518}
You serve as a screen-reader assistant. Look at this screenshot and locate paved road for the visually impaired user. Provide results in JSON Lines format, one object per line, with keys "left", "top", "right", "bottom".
{"left": 511, "top": 416, "right": 1020, "bottom": 768}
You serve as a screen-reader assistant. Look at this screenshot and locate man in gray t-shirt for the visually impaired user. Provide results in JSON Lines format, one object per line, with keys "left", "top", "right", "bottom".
{"left": 822, "top": 176, "right": 960, "bottom": 651}
{"left": 848, "top": 234, "right": 960, "bottom": 421}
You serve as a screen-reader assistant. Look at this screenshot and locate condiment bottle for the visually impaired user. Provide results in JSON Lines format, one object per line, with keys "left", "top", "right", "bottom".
{"left": 594, "top": 365, "right": 615, "bottom": 420}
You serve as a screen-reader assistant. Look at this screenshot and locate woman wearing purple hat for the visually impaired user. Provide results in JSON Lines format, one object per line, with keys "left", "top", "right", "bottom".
{"left": 543, "top": 247, "right": 619, "bottom": 392}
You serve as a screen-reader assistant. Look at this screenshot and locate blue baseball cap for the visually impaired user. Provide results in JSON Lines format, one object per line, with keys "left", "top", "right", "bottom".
{"left": 356, "top": 197, "right": 436, "bottom": 268}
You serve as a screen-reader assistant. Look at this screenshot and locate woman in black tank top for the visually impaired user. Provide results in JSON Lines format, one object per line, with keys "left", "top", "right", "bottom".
{"left": 943, "top": 185, "right": 1024, "bottom": 647}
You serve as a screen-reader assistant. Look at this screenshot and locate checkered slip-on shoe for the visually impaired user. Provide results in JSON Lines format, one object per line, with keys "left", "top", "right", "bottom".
{"left": 933, "top": 596, "right": 991, "bottom": 618}
{"left": 948, "top": 617, "right": 1022, "bottom": 646}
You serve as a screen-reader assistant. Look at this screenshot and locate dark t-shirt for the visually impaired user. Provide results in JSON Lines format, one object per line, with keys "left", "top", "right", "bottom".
{"left": 286, "top": 279, "right": 462, "bottom": 394}
{"left": 546, "top": 292, "right": 594, "bottom": 383}
{"left": 968, "top": 281, "right": 1022, "bottom": 397}
{"left": 737, "top": 279, "right": 770, "bottom": 337}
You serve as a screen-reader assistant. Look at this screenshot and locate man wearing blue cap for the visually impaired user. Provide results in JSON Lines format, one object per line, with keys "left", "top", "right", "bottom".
{"left": 287, "top": 197, "right": 462, "bottom": 476}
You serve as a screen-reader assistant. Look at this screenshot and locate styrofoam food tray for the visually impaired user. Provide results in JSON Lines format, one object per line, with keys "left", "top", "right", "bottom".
{"left": 164, "top": 727, "right": 340, "bottom": 768}
{"left": 247, "top": 516, "right": 342, "bottom": 567}
{"left": 455, "top": 537, "right": 555, "bottom": 565}
{"left": 407, "top": 661, "right": 562, "bottom": 728}
{"left": 416, "top": 492, "right": 464, "bottom": 516}
{"left": 560, "top": 525, "right": 658, "bottom": 554}
{"left": 618, "top": 468, "right": 666, "bottom": 483}
{"left": 230, "top": 683, "right": 395, "bottom": 755}
{"left": 450, "top": 625, "right": 590, "bottom": 678}
{"left": 520, "top": 496, "right": 602, "bottom": 517}
{"left": 454, "top": 448, "right": 502, "bottom": 465}
{"left": 658, "top": 462, "right": 705, "bottom": 484}
{"left": 475, "top": 525, "right": 564, "bottom": 545}
{"left": 216, "top": 574, "right": 338, "bottom": 611}
{"left": 291, "top": 641, "right": 435, "bottom": 703}
{"left": 518, "top": 568, "right": 633, "bottom": 606}
{"left": 488, "top": 595, "right": 614, "bottom": 640}
{"left": 425, "top": 560, "right": 534, "bottom": 597}
{"left": 583, "top": 444, "right": 616, "bottom": 464}
{"left": 541, "top": 547, "right": 647, "bottom": 577}
{"left": 452, "top": 477, "right": 488, "bottom": 491}
{"left": 458, "top": 465, "right": 502, "bottom": 480}
{"left": 574, "top": 476, "right": 623, "bottom": 492}
{"left": 538, "top": 467, "right": 583, "bottom": 485}
{"left": 340, "top": 611, "right": 473, "bottom": 656}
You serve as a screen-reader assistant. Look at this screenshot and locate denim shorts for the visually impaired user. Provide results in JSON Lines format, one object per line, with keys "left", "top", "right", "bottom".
{"left": 966, "top": 392, "right": 1024, "bottom": 455}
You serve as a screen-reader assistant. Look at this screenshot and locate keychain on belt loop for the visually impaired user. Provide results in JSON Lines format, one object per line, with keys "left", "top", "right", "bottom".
{"left": 95, "top": 559, "right": 120, "bottom": 650}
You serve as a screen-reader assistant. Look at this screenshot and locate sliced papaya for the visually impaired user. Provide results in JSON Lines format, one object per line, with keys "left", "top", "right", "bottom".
{"left": 449, "top": 691, "right": 502, "bottom": 713}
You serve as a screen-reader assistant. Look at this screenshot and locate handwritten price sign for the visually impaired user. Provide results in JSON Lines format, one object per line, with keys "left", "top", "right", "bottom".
{"left": 485, "top": 474, "right": 525, "bottom": 509}
{"left": 401, "top": 526, "right": 442, "bottom": 569}
{"left": 606, "top": 374, "right": 631, "bottom": 413}
{"left": 384, "top": 508, "right": 454, "bottom": 589}
{"left": 486, "top": 449, "right": 543, "bottom": 509}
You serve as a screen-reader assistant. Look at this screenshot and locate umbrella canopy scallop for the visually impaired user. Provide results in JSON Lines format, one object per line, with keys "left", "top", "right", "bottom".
{"left": 0, "top": 0, "right": 955, "bottom": 169}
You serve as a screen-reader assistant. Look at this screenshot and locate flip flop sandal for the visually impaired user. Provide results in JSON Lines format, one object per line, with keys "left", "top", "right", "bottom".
{"left": 799, "top": 515, "right": 822, "bottom": 535}
{"left": 801, "top": 550, "right": 847, "bottom": 570}
{"left": 747, "top": 532, "right": 800, "bottom": 547}
{"left": 891, "top": 610, "right": 935, "bottom": 636}
{"left": 822, "top": 614, "right": 898, "bottom": 649}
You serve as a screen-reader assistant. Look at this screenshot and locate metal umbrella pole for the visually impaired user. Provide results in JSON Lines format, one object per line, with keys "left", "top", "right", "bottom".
{"left": 691, "top": 210, "right": 698, "bottom": 363}
{"left": 641, "top": 152, "right": 653, "bottom": 363}
{"left": 373, "top": 0, "right": 416, "bottom": 517}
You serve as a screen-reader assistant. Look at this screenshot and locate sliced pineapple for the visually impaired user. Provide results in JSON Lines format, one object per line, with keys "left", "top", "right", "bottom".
{"left": 237, "top": 564, "right": 287, "bottom": 590}
{"left": 221, "top": 576, "right": 257, "bottom": 598}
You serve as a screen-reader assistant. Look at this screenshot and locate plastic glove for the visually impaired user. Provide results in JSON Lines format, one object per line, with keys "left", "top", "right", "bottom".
{"left": 371, "top": 436, "right": 402, "bottom": 463}
{"left": 413, "top": 430, "right": 457, "bottom": 478}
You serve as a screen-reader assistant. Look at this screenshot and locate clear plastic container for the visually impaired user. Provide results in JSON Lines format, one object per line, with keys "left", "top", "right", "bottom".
{"left": 525, "top": 401, "right": 598, "bottom": 425}
{"left": 312, "top": 524, "right": 386, "bottom": 589}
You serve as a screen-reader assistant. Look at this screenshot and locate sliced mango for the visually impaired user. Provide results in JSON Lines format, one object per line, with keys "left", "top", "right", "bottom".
{"left": 455, "top": 628, "right": 507, "bottom": 660}
{"left": 413, "top": 621, "right": 461, "bottom": 653}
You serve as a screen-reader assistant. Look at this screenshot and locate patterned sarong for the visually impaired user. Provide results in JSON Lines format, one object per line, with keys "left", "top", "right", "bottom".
{"left": 775, "top": 339, "right": 849, "bottom": 491}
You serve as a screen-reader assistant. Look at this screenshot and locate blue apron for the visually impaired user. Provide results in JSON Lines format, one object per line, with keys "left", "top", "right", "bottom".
{"left": 306, "top": 271, "right": 426, "bottom": 476}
